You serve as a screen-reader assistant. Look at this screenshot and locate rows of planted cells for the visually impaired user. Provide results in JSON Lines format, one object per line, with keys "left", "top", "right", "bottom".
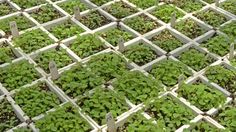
{"left": 0, "top": 0, "right": 236, "bottom": 131}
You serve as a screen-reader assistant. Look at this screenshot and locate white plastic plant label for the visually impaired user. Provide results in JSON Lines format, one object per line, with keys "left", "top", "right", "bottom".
{"left": 229, "top": 43, "right": 234, "bottom": 60}
{"left": 0, "top": 30, "right": 5, "bottom": 38}
{"left": 49, "top": 61, "right": 59, "bottom": 80}
{"left": 10, "top": 21, "right": 19, "bottom": 37}
{"left": 74, "top": 7, "right": 81, "bottom": 20}
{"left": 178, "top": 74, "right": 185, "bottom": 87}
{"left": 106, "top": 112, "right": 116, "bottom": 132}
{"left": 171, "top": 12, "right": 176, "bottom": 27}
{"left": 118, "top": 37, "right": 125, "bottom": 52}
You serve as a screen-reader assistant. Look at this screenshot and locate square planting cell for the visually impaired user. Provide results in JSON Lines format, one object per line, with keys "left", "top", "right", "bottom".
{"left": 11, "top": 0, "right": 46, "bottom": 9}
{"left": 13, "top": 82, "right": 61, "bottom": 118}
{"left": 204, "top": 65, "right": 236, "bottom": 93}
{"left": 123, "top": 43, "right": 159, "bottom": 66}
{"left": 220, "top": 21, "right": 236, "bottom": 39}
{"left": 0, "top": 98, "right": 20, "bottom": 131}
{"left": 13, "top": 29, "right": 54, "bottom": 54}
{"left": 175, "top": 18, "right": 208, "bottom": 39}
{"left": 35, "top": 103, "right": 92, "bottom": 132}
{"left": 176, "top": 80, "right": 226, "bottom": 112}
{"left": 150, "top": 30, "right": 185, "bottom": 53}
{"left": 57, "top": 0, "right": 89, "bottom": 15}
{"left": 104, "top": 1, "right": 138, "bottom": 19}
{"left": 80, "top": 10, "right": 111, "bottom": 30}
{"left": 194, "top": 9, "right": 228, "bottom": 27}
{"left": 90, "top": 0, "right": 112, "bottom": 6}
{"left": 203, "top": 0, "right": 215, "bottom": 4}
{"left": 48, "top": 20, "right": 85, "bottom": 40}
{"left": 0, "top": 2, "right": 16, "bottom": 17}
{"left": 98, "top": 26, "right": 134, "bottom": 46}
{"left": 184, "top": 120, "right": 221, "bottom": 131}
{"left": 150, "top": 4, "right": 185, "bottom": 23}
{"left": 112, "top": 70, "right": 164, "bottom": 105}
{"left": 124, "top": 14, "right": 161, "bottom": 34}
{"left": 177, "top": 48, "right": 215, "bottom": 71}
{"left": 168, "top": 0, "right": 204, "bottom": 13}
{"left": 200, "top": 33, "right": 233, "bottom": 57}
{"left": 69, "top": 34, "right": 107, "bottom": 59}
{"left": 77, "top": 87, "right": 130, "bottom": 126}
{"left": 117, "top": 111, "right": 158, "bottom": 131}
{"left": 0, "top": 41, "right": 18, "bottom": 65}
{"left": 128, "top": 0, "right": 157, "bottom": 9}
{"left": 0, "top": 14, "right": 35, "bottom": 37}
{"left": 145, "top": 95, "right": 196, "bottom": 131}
{"left": 0, "top": 60, "right": 40, "bottom": 91}
{"left": 29, "top": 4, "right": 63, "bottom": 24}
{"left": 33, "top": 48, "right": 74, "bottom": 74}
{"left": 149, "top": 59, "right": 192, "bottom": 88}
{"left": 220, "top": 0, "right": 236, "bottom": 16}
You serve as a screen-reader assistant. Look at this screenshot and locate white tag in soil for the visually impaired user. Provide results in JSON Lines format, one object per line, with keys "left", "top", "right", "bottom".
{"left": 49, "top": 61, "right": 59, "bottom": 80}
{"left": 106, "top": 112, "right": 116, "bottom": 132}
{"left": 118, "top": 38, "right": 125, "bottom": 52}
{"left": 171, "top": 12, "right": 176, "bottom": 27}
{"left": 74, "top": 7, "right": 81, "bottom": 20}
{"left": 0, "top": 30, "right": 5, "bottom": 38}
{"left": 229, "top": 43, "right": 234, "bottom": 60}
{"left": 178, "top": 74, "right": 185, "bottom": 88}
{"left": 10, "top": 21, "right": 19, "bottom": 37}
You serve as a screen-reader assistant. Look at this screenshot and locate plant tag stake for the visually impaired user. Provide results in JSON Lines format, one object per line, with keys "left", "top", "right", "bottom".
{"left": 118, "top": 37, "right": 125, "bottom": 52}
{"left": 106, "top": 112, "right": 116, "bottom": 132}
{"left": 229, "top": 43, "right": 234, "bottom": 60}
{"left": 178, "top": 74, "right": 185, "bottom": 88}
{"left": 215, "top": 0, "right": 219, "bottom": 6}
{"left": 49, "top": 61, "right": 59, "bottom": 80}
{"left": 10, "top": 21, "right": 19, "bottom": 37}
{"left": 171, "top": 12, "right": 176, "bottom": 27}
{"left": 74, "top": 7, "right": 81, "bottom": 20}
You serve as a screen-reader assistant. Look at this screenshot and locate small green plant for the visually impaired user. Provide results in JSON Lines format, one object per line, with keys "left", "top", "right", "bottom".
{"left": 80, "top": 11, "right": 111, "bottom": 30}
{"left": 0, "top": 2, "right": 15, "bottom": 16}
{"left": 220, "top": 0, "right": 236, "bottom": 15}
{"left": 104, "top": 1, "right": 137, "bottom": 19}
{"left": 78, "top": 87, "right": 129, "bottom": 125}
{"left": 128, "top": 0, "right": 156, "bottom": 9}
{"left": 183, "top": 121, "right": 221, "bottom": 132}
{"left": 11, "top": 0, "right": 45, "bottom": 9}
{"left": 0, "top": 42, "right": 16, "bottom": 65}
{"left": 117, "top": 111, "right": 159, "bottom": 131}
{"left": 58, "top": 0, "right": 88, "bottom": 15}
{"left": 151, "top": 4, "right": 184, "bottom": 23}
{"left": 201, "top": 34, "right": 232, "bottom": 57}
{"left": 113, "top": 71, "right": 163, "bottom": 104}
{"left": 205, "top": 65, "right": 236, "bottom": 93}
{"left": 13, "top": 127, "right": 32, "bottom": 132}
{"left": 90, "top": 0, "right": 112, "bottom": 6}
{"left": 203, "top": 0, "right": 215, "bottom": 4}
{"left": 0, "top": 15, "right": 34, "bottom": 36}
{"left": 123, "top": 43, "right": 157, "bottom": 66}
{"left": 0, "top": 60, "right": 40, "bottom": 91}
{"left": 54, "top": 64, "right": 104, "bottom": 98}
{"left": 98, "top": 27, "right": 134, "bottom": 46}
{"left": 220, "top": 21, "right": 236, "bottom": 39}
{"left": 230, "top": 56, "right": 236, "bottom": 67}
{"left": 215, "top": 105, "right": 236, "bottom": 131}
{"left": 178, "top": 49, "right": 214, "bottom": 71}
{"left": 150, "top": 59, "right": 192, "bottom": 87}
{"left": 70, "top": 34, "right": 106, "bottom": 58}
{"left": 49, "top": 21, "right": 84, "bottom": 40}
{"left": 151, "top": 30, "right": 183, "bottom": 52}
{"left": 30, "top": 4, "right": 62, "bottom": 24}
{"left": 13, "top": 29, "right": 54, "bottom": 54}
{"left": 14, "top": 82, "right": 61, "bottom": 117}
{"left": 177, "top": 82, "right": 226, "bottom": 111}
{"left": 86, "top": 53, "right": 128, "bottom": 81}
{"left": 145, "top": 96, "right": 195, "bottom": 131}
{"left": 175, "top": 19, "right": 207, "bottom": 39}
{"left": 194, "top": 10, "right": 227, "bottom": 27}
{"left": 168, "top": 0, "right": 204, "bottom": 13}
{"left": 124, "top": 14, "right": 160, "bottom": 34}
{"left": 35, "top": 103, "right": 92, "bottom": 132}
{"left": 34, "top": 48, "right": 73, "bottom": 74}
{"left": 0, "top": 98, "right": 20, "bottom": 131}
